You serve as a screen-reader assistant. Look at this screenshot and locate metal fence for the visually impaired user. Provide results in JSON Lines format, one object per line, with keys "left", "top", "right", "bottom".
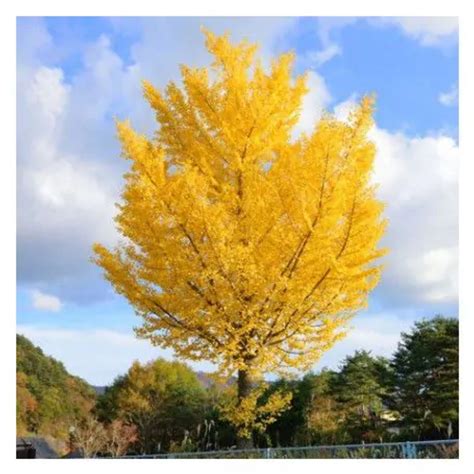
{"left": 121, "top": 439, "right": 459, "bottom": 459}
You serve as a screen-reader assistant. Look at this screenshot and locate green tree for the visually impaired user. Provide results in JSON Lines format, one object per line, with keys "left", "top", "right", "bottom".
{"left": 263, "top": 370, "right": 339, "bottom": 447}
{"left": 389, "top": 316, "right": 458, "bottom": 440}
{"left": 96, "top": 358, "right": 208, "bottom": 453}
{"left": 305, "top": 370, "right": 342, "bottom": 444}
{"left": 332, "top": 350, "right": 392, "bottom": 443}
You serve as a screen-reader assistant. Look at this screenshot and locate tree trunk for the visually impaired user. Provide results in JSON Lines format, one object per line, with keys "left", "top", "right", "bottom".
{"left": 236, "top": 369, "right": 254, "bottom": 449}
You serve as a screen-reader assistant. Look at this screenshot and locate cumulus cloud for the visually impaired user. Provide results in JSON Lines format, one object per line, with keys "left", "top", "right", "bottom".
{"left": 31, "top": 290, "right": 63, "bottom": 312}
{"left": 374, "top": 17, "right": 458, "bottom": 46}
{"left": 16, "top": 17, "right": 299, "bottom": 304}
{"left": 17, "top": 57, "right": 121, "bottom": 299}
{"left": 372, "top": 128, "right": 458, "bottom": 306}
{"left": 303, "top": 94, "right": 459, "bottom": 307}
{"left": 439, "top": 84, "right": 458, "bottom": 107}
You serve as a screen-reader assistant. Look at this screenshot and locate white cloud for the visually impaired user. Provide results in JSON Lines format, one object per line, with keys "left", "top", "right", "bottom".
{"left": 30, "top": 67, "right": 69, "bottom": 124}
{"left": 374, "top": 17, "right": 458, "bottom": 46}
{"left": 333, "top": 95, "right": 358, "bottom": 121}
{"left": 371, "top": 126, "right": 458, "bottom": 306}
{"left": 308, "top": 93, "right": 458, "bottom": 306}
{"left": 416, "top": 248, "right": 458, "bottom": 302}
{"left": 292, "top": 71, "right": 331, "bottom": 138}
{"left": 317, "top": 312, "right": 413, "bottom": 370}
{"left": 17, "top": 325, "right": 215, "bottom": 385}
{"left": 31, "top": 290, "right": 62, "bottom": 312}
{"left": 305, "top": 43, "right": 342, "bottom": 68}
{"left": 299, "top": 17, "right": 356, "bottom": 69}
{"left": 16, "top": 18, "right": 299, "bottom": 302}
{"left": 439, "top": 84, "right": 458, "bottom": 107}
{"left": 17, "top": 57, "right": 121, "bottom": 291}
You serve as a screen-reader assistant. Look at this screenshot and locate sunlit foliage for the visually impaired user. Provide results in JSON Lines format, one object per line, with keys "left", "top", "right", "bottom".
{"left": 93, "top": 29, "right": 387, "bottom": 438}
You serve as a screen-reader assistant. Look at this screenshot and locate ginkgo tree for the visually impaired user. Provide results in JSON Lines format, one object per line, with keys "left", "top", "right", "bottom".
{"left": 93, "top": 29, "right": 387, "bottom": 447}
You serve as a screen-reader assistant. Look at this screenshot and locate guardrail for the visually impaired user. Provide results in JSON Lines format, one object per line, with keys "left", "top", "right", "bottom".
{"left": 121, "top": 439, "right": 459, "bottom": 459}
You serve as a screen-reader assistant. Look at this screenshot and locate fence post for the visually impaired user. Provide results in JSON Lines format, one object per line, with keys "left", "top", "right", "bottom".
{"left": 410, "top": 442, "right": 417, "bottom": 459}
{"left": 265, "top": 447, "right": 273, "bottom": 459}
{"left": 403, "top": 441, "right": 417, "bottom": 459}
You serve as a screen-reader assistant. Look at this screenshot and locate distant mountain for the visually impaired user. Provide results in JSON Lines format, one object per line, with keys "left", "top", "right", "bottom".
{"left": 16, "top": 334, "right": 96, "bottom": 444}
{"left": 92, "top": 385, "right": 107, "bottom": 396}
{"left": 195, "top": 370, "right": 236, "bottom": 389}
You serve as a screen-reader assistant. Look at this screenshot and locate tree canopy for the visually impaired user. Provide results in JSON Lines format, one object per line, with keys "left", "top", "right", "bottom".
{"left": 388, "top": 316, "right": 459, "bottom": 440}
{"left": 96, "top": 358, "right": 208, "bottom": 453}
{"left": 93, "top": 29, "right": 387, "bottom": 443}
{"left": 94, "top": 29, "right": 386, "bottom": 377}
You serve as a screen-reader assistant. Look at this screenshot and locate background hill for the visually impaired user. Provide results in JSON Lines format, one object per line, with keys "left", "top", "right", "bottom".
{"left": 16, "top": 334, "right": 96, "bottom": 443}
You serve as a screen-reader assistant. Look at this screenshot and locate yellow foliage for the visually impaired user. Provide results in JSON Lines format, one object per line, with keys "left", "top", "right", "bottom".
{"left": 218, "top": 382, "right": 293, "bottom": 439}
{"left": 93, "top": 29, "right": 387, "bottom": 429}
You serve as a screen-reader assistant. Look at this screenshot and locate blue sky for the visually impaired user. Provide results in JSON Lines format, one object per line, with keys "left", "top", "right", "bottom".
{"left": 17, "top": 17, "right": 458, "bottom": 385}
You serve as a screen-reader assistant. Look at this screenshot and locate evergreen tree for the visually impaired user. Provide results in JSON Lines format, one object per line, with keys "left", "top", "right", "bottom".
{"left": 304, "top": 370, "right": 342, "bottom": 445}
{"left": 389, "top": 316, "right": 458, "bottom": 440}
{"left": 332, "top": 350, "right": 392, "bottom": 442}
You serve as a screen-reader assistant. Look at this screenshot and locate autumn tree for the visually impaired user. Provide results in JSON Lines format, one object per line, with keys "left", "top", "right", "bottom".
{"left": 96, "top": 359, "right": 207, "bottom": 453}
{"left": 262, "top": 371, "right": 336, "bottom": 447}
{"left": 16, "top": 371, "right": 38, "bottom": 435}
{"left": 16, "top": 334, "right": 96, "bottom": 441}
{"left": 105, "top": 420, "right": 138, "bottom": 457}
{"left": 72, "top": 415, "right": 107, "bottom": 458}
{"left": 93, "top": 30, "right": 387, "bottom": 447}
